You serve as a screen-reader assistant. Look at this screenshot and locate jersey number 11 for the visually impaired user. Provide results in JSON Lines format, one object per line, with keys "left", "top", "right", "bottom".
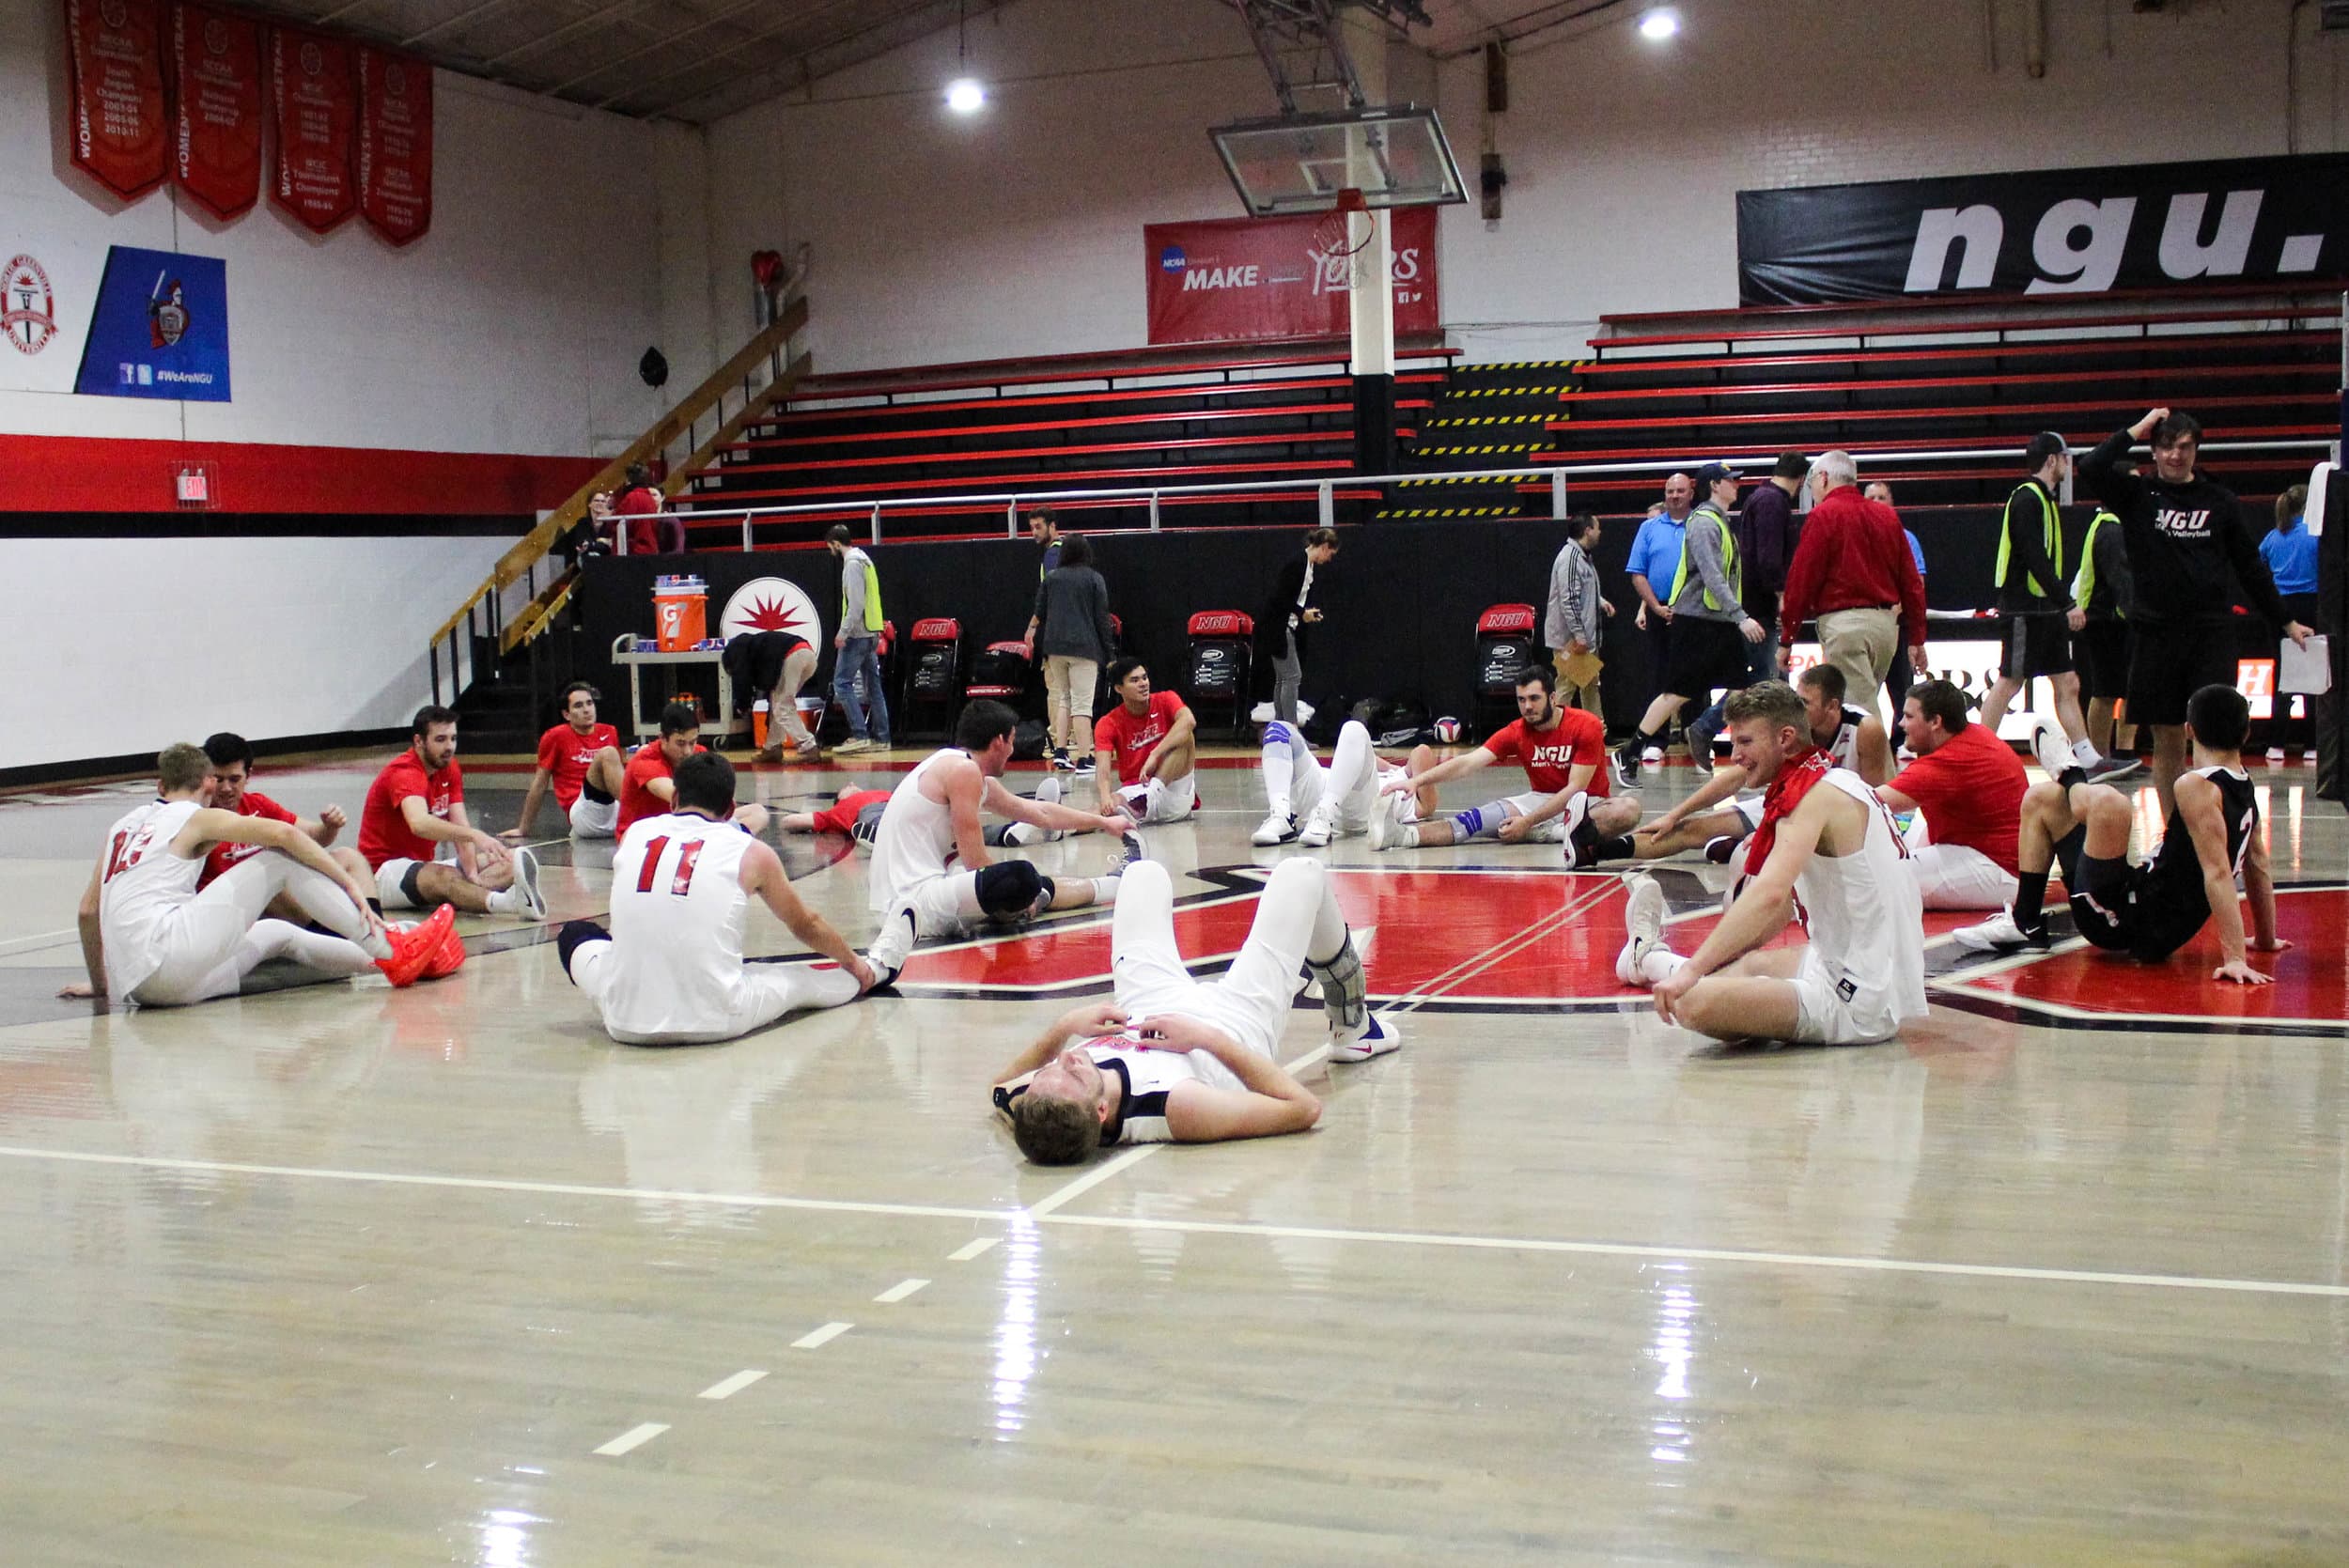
{"left": 633, "top": 835, "right": 705, "bottom": 896}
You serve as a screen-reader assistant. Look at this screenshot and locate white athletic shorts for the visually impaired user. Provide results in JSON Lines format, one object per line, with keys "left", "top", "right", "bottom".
{"left": 1731, "top": 793, "right": 1766, "bottom": 832}
{"left": 1490, "top": 792, "right": 1568, "bottom": 843}
{"left": 568, "top": 938, "right": 860, "bottom": 1046}
{"left": 568, "top": 793, "right": 618, "bottom": 839}
{"left": 1118, "top": 773, "right": 1197, "bottom": 825}
{"left": 1788, "top": 946, "right": 1906, "bottom": 1047}
{"left": 374, "top": 858, "right": 429, "bottom": 910}
{"left": 902, "top": 871, "right": 979, "bottom": 942}
{"left": 1909, "top": 843, "right": 2017, "bottom": 910}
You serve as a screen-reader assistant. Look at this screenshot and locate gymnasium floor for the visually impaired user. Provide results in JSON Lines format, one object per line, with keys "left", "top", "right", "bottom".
{"left": 1, "top": 746, "right": 2344, "bottom": 1565}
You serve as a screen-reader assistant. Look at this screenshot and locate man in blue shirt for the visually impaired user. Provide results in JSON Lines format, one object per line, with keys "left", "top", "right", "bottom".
{"left": 1625, "top": 473, "right": 1694, "bottom": 759}
{"left": 2261, "top": 484, "right": 2323, "bottom": 756}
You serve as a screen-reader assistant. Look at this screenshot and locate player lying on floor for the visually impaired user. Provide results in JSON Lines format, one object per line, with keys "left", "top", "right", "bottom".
{"left": 559, "top": 751, "right": 879, "bottom": 1045}
{"left": 1614, "top": 681, "right": 1928, "bottom": 1047}
{"left": 1252, "top": 718, "right": 1439, "bottom": 846}
{"left": 782, "top": 780, "right": 1077, "bottom": 856}
{"left": 1954, "top": 683, "right": 2286, "bottom": 984}
{"left": 989, "top": 857, "right": 1398, "bottom": 1164}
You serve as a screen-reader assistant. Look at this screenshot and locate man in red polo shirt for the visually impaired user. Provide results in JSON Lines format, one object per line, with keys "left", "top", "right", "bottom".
{"left": 358, "top": 705, "right": 544, "bottom": 920}
{"left": 1092, "top": 660, "right": 1198, "bottom": 824}
{"left": 1778, "top": 449, "right": 1929, "bottom": 714}
{"left": 1370, "top": 663, "right": 1641, "bottom": 860}
{"left": 617, "top": 702, "right": 709, "bottom": 835}
{"left": 502, "top": 682, "right": 626, "bottom": 843}
{"left": 1879, "top": 678, "right": 2028, "bottom": 909}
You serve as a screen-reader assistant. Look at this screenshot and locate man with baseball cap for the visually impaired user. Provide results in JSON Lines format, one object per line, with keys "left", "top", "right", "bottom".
{"left": 1616, "top": 463, "right": 1767, "bottom": 784}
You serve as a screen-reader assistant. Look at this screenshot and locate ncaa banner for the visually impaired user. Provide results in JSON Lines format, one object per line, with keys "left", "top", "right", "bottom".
{"left": 1145, "top": 208, "right": 1439, "bottom": 345}
{"left": 171, "top": 1, "right": 264, "bottom": 221}
{"left": 1737, "top": 152, "right": 2349, "bottom": 305}
{"left": 357, "top": 48, "right": 434, "bottom": 246}
{"left": 72, "top": 244, "right": 231, "bottom": 401}
{"left": 271, "top": 25, "right": 358, "bottom": 234}
{"left": 64, "top": 0, "right": 169, "bottom": 202}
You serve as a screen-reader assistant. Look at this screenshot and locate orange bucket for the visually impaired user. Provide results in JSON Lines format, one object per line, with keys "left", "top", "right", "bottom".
{"left": 653, "top": 576, "right": 707, "bottom": 652}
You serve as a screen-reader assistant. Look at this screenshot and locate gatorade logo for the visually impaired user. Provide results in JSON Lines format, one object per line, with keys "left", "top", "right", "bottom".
{"left": 1159, "top": 245, "right": 1186, "bottom": 272}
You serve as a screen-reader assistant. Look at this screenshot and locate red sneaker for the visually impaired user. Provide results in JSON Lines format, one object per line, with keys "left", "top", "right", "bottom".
{"left": 420, "top": 919, "right": 468, "bottom": 980}
{"left": 378, "top": 904, "right": 457, "bottom": 988}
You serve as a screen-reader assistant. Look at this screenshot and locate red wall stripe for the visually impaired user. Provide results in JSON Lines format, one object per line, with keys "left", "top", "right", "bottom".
{"left": 1, "top": 434, "right": 601, "bottom": 515}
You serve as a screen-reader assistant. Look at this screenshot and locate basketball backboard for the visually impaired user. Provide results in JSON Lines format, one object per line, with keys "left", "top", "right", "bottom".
{"left": 1209, "top": 105, "right": 1467, "bottom": 217}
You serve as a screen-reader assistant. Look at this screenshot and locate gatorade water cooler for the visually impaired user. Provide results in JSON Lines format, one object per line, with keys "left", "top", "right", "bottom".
{"left": 654, "top": 575, "right": 707, "bottom": 652}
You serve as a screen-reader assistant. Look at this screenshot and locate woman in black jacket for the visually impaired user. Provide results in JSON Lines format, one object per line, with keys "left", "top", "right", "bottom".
{"left": 1255, "top": 528, "right": 1339, "bottom": 724}
{"left": 1032, "top": 534, "right": 1117, "bottom": 769}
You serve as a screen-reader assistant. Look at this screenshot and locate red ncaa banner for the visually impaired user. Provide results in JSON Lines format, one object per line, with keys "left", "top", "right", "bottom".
{"left": 271, "top": 25, "right": 357, "bottom": 234}
{"left": 357, "top": 47, "right": 433, "bottom": 245}
{"left": 65, "top": 0, "right": 169, "bottom": 202}
{"left": 1143, "top": 208, "right": 1439, "bottom": 345}
{"left": 170, "top": 2, "right": 263, "bottom": 220}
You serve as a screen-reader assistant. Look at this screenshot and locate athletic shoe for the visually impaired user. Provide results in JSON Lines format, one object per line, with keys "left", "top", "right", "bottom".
{"left": 866, "top": 899, "right": 919, "bottom": 986}
{"left": 376, "top": 904, "right": 456, "bottom": 988}
{"left": 1366, "top": 787, "right": 1410, "bottom": 851}
{"left": 832, "top": 737, "right": 874, "bottom": 755}
{"left": 755, "top": 742, "right": 785, "bottom": 765}
{"left": 1298, "top": 801, "right": 1336, "bottom": 848}
{"left": 510, "top": 846, "right": 547, "bottom": 921}
{"left": 1614, "top": 745, "right": 1641, "bottom": 786}
{"left": 421, "top": 921, "right": 468, "bottom": 980}
{"left": 2028, "top": 716, "right": 2074, "bottom": 782}
{"left": 1561, "top": 792, "right": 1597, "bottom": 869}
{"left": 1252, "top": 810, "right": 1299, "bottom": 846}
{"left": 1641, "top": 745, "right": 1665, "bottom": 766}
{"left": 1330, "top": 1009, "right": 1403, "bottom": 1063}
{"left": 1109, "top": 831, "right": 1147, "bottom": 875}
{"left": 1952, "top": 908, "right": 2052, "bottom": 954}
{"left": 1613, "top": 873, "right": 1667, "bottom": 987}
{"left": 1703, "top": 833, "right": 1742, "bottom": 865}
{"left": 794, "top": 739, "right": 822, "bottom": 761}
{"left": 1034, "top": 774, "right": 1063, "bottom": 807}
{"left": 2085, "top": 754, "right": 2143, "bottom": 784}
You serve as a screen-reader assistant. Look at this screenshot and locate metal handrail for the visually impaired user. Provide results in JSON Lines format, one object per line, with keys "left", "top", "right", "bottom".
{"left": 615, "top": 436, "right": 2341, "bottom": 549}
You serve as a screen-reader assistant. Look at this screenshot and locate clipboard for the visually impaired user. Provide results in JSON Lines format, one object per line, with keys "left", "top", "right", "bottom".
{"left": 2279, "top": 634, "right": 2331, "bottom": 695}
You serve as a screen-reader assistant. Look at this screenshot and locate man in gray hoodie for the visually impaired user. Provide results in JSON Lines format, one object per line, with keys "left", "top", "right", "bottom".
{"left": 1545, "top": 512, "right": 1610, "bottom": 717}
{"left": 1614, "top": 463, "right": 1767, "bottom": 784}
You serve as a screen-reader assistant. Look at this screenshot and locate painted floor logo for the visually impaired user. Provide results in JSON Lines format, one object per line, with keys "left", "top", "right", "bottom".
{"left": 3, "top": 256, "right": 55, "bottom": 355}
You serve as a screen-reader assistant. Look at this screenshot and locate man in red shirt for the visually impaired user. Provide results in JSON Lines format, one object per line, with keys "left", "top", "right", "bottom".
{"left": 358, "top": 705, "right": 544, "bottom": 920}
{"left": 617, "top": 702, "right": 708, "bottom": 835}
{"left": 1778, "top": 450, "right": 1929, "bottom": 714}
{"left": 501, "top": 682, "right": 626, "bottom": 843}
{"left": 1878, "top": 678, "right": 2027, "bottom": 909}
{"left": 780, "top": 786, "right": 894, "bottom": 840}
{"left": 1092, "top": 660, "right": 1198, "bottom": 824}
{"left": 196, "top": 732, "right": 366, "bottom": 891}
{"left": 1370, "top": 664, "right": 1641, "bottom": 859}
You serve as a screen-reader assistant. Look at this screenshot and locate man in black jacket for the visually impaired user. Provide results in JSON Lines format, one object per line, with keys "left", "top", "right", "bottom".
{"left": 1256, "top": 528, "right": 1338, "bottom": 725}
{"left": 2079, "top": 408, "right": 2312, "bottom": 816}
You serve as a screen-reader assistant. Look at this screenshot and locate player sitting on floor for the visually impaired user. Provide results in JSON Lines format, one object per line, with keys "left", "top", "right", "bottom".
{"left": 358, "top": 705, "right": 546, "bottom": 922}
{"left": 989, "top": 857, "right": 1397, "bottom": 1164}
{"left": 1954, "top": 684, "right": 2286, "bottom": 984}
{"left": 1876, "top": 678, "right": 2029, "bottom": 910}
{"left": 615, "top": 703, "right": 708, "bottom": 837}
{"left": 65, "top": 743, "right": 453, "bottom": 1008}
{"left": 1370, "top": 663, "right": 1641, "bottom": 859}
{"left": 1093, "top": 659, "right": 1198, "bottom": 825}
{"left": 866, "top": 700, "right": 1141, "bottom": 980}
{"left": 1615, "top": 680, "right": 1928, "bottom": 1047}
{"left": 197, "top": 730, "right": 372, "bottom": 900}
{"left": 559, "top": 752, "right": 878, "bottom": 1045}
{"left": 1252, "top": 718, "right": 1439, "bottom": 846}
{"left": 503, "top": 682, "right": 625, "bottom": 843}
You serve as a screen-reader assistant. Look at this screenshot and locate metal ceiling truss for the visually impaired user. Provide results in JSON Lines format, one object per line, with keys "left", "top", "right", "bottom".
{"left": 1229, "top": 0, "right": 1434, "bottom": 114}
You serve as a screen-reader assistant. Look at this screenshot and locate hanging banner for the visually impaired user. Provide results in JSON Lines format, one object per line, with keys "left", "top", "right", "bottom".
{"left": 71, "top": 244, "right": 231, "bottom": 401}
{"left": 1144, "top": 208, "right": 1439, "bottom": 346}
{"left": 271, "top": 25, "right": 357, "bottom": 234}
{"left": 170, "top": 2, "right": 264, "bottom": 221}
{"left": 64, "top": 0, "right": 169, "bottom": 202}
{"left": 357, "top": 48, "right": 433, "bottom": 245}
{"left": 1736, "top": 152, "right": 2349, "bottom": 305}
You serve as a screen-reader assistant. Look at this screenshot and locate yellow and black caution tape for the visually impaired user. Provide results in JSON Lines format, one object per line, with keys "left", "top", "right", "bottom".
{"left": 1407, "top": 442, "right": 1541, "bottom": 456}
{"left": 1452, "top": 384, "right": 1565, "bottom": 397}
{"left": 1376, "top": 505, "right": 1524, "bottom": 518}
{"left": 1425, "top": 412, "right": 1554, "bottom": 427}
{"left": 1453, "top": 358, "right": 1581, "bottom": 371}
{"left": 1395, "top": 474, "right": 1523, "bottom": 487}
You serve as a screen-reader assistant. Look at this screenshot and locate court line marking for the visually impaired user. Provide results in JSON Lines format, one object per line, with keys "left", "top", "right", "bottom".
{"left": 3, "top": 1143, "right": 2342, "bottom": 1298}
{"left": 947, "top": 1237, "right": 999, "bottom": 1262}
{"left": 792, "top": 1321, "right": 854, "bottom": 1350}
{"left": 593, "top": 1421, "right": 668, "bottom": 1456}
{"left": 0, "top": 928, "right": 78, "bottom": 958}
{"left": 873, "top": 1278, "right": 930, "bottom": 1304}
{"left": 696, "top": 1369, "right": 769, "bottom": 1401}
{"left": 1026, "top": 1143, "right": 1159, "bottom": 1216}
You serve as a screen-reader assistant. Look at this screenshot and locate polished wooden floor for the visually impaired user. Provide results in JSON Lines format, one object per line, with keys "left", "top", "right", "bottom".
{"left": 2, "top": 748, "right": 2345, "bottom": 1566}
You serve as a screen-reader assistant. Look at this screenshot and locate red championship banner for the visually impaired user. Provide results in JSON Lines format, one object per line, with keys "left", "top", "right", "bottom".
{"left": 1144, "top": 208, "right": 1439, "bottom": 346}
{"left": 170, "top": 2, "right": 263, "bottom": 220}
{"left": 271, "top": 25, "right": 357, "bottom": 234}
{"left": 65, "top": 0, "right": 169, "bottom": 202}
{"left": 357, "top": 47, "right": 433, "bottom": 246}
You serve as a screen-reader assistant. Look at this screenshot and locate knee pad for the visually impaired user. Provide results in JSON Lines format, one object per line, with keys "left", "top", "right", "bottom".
{"left": 1262, "top": 720, "right": 1293, "bottom": 749}
{"left": 555, "top": 919, "right": 609, "bottom": 982}
{"left": 1305, "top": 933, "right": 1367, "bottom": 1032}
{"left": 582, "top": 779, "right": 614, "bottom": 806}
{"left": 974, "top": 860, "right": 1044, "bottom": 917}
{"left": 399, "top": 862, "right": 428, "bottom": 908}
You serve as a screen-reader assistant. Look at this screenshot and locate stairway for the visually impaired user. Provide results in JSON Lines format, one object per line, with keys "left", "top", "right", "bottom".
{"left": 1377, "top": 359, "right": 1579, "bottom": 520}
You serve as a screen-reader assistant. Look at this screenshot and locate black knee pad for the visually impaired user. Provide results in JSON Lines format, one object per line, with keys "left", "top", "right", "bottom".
{"left": 398, "top": 862, "right": 428, "bottom": 908}
{"left": 974, "top": 860, "right": 1044, "bottom": 917}
{"left": 555, "top": 919, "right": 610, "bottom": 983}
{"left": 582, "top": 779, "right": 614, "bottom": 806}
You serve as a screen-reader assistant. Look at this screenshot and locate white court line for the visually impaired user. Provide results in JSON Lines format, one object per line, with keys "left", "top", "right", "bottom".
{"left": 947, "top": 1237, "right": 999, "bottom": 1262}
{"left": 792, "top": 1321, "right": 854, "bottom": 1350}
{"left": 696, "top": 1369, "right": 769, "bottom": 1401}
{"left": 1026, "top": 1142, "right": 1159, "bottom": 1217}
{"left": 8, "top": 1150, "right": 2344, "bottom": 1300}
{"left": 593, "top": 1421, "right": 669, "bottom": 1456}
{"left": 873, "top": 1278, "right": 930, "bottom": 1304}
{"left": 0, "top": 927, "right": 78, "bottom": 958}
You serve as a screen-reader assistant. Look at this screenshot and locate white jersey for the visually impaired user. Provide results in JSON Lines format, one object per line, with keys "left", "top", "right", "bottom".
{"left": 869, "top": 749, "right": 966, "bottom": 911}
{"left": 1823, "top": 705, "right": 1870, "bottom": 773}
{"left": 97, "top": 799, "right": 206, "bottom": 999}
{"left": 1792, "top": 769, "right": 1927, "bottom": 1022}
{"left": 997, "top": 1033, "right": 1244, "bottom": 1145}
{"left": 600, "top": 813, "right": 764, "bottom": 1040}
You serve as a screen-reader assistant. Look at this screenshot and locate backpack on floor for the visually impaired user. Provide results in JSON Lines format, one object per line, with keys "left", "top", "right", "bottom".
{"left": 1011, "top": 718, "right": 1050, "bottom": 761}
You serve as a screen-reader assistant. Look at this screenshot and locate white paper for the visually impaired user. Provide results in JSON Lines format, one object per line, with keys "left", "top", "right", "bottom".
{"left": 2279, "top": 633, "right": 2332, "bottom": 695}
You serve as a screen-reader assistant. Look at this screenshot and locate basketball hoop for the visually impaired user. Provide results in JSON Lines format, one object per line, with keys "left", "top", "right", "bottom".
{"left": 1312, "top": 187, "right": 1374, "bottom": 258}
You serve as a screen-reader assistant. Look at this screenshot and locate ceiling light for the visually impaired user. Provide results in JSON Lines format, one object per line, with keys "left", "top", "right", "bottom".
{"left": 1638, "top": 8, "right": 1680, "bottom": 40}
{"left": 945, "top": 76, "right": 985, "bottom": 114}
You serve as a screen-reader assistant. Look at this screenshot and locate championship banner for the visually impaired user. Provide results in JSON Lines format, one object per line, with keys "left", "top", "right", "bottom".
{"left": 64, "top": 0, "right": 169, "bottom": 202}
{"left": 271, "top": 26, "right": 358, "bottom": 234}
{"left": 72, "top": 244, "right": 231, "bottom": 401}
{"left": 357, "top": 47, "right": 434, "bottom": 246}
{"left": 170, "top": 1, "right": 264, "bottom": 221}
{"left": 1145, "top": 208, "right": 1439, "bottom": 345}
{"left": 1737, "top": 153, "right": 2349, "bottom": 305}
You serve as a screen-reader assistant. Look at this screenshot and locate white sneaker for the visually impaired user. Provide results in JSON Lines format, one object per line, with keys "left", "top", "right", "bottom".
{"left": 1641, "top": 745, "right": 1664, "bottom": 766}
{"left": 1614, "top": 872, "right": 1667, "bottom": 986}
{"left": 1109, "top": 831, "right": 1147, "bottom": 875}
{"left": 1252, "top": 810, "right": 1299, "bottom": 846}
{"left": 1560, "top": 791, "right": 1595, "bottom": 869}
{"left": 510, "top": 846, "right": 547, "bottom": 921}
{"left": 866, "top": 898, "right": 918, "bottom": 986}
{"left": 1034, "top": 774, "right": 1063, "bottom": 806}
{"left": 1952, "top": 908, "right": 2048, "bottom": 954}
{"left": 2029, "top": 716, "right": 2073, "bottom": 781}
{"left": 1367, "top": 788, "right": 1410, "bottom": 851}
{"left": 1298, "top": 801, "right": 1336, "bottom": 847}
{"left": 1330, "top": 1009, "right": 1402, "bottom": 1062}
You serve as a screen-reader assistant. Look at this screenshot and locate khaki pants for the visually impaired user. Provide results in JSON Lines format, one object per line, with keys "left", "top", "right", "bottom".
{"left": 770, "top": 644, "right": 819, "bottom": 748}
{"left": 1553, "top": 648, "right": 1603, "bottom": 717}
{"left": 1816, "top": 607, "right": 1898, "bottom": 713}
{"left": 1043, "top": 654, "right": 1098, "bottom": 752}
